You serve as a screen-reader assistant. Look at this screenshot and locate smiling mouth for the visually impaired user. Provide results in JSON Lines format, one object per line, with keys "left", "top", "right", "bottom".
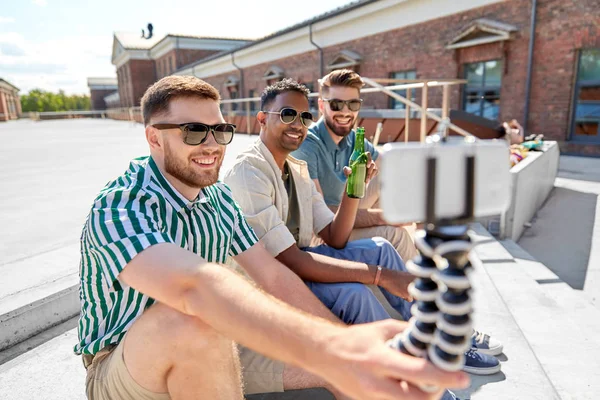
{"left": 192, "top": 155, "right": 218, "bottom": 167}
{"left": 284, "top": 132, "right": 303, "bottom": 140}
{"left": 334, "top": 117, "right": 353, "bottom": 125}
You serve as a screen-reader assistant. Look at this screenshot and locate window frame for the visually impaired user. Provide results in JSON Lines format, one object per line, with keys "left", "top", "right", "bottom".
{"left": 461, "top": 59, "right": 502, "bottom": 121}
{"left": 569, "top": 48, "right": 600, "bottom": 143}
{"left": 388, "top": 70, "right": 417, "bottom": 110}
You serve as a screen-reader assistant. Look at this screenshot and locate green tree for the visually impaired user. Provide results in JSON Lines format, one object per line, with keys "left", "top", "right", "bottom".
{"left": 20, "top": 89, "right": 91, "bottom": 112}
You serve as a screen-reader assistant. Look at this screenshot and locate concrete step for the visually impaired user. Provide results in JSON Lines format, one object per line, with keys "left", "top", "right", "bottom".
{"left": 447, "top": 224, "right": 560, "bottom": 400}
{"left": 0, "top": 320, "right": 333, "bottom": 400}
{"left": 2, "top": 223, "right": 595, "bottom": 399}
{"left": 0, "top": 244, "right": 80, "bottom": 351}
{"left": 471, "top": 225, "right": 600, "bottom": 400}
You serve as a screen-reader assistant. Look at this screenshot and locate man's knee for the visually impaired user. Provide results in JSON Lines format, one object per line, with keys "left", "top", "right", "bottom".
{"left": 134, "top": 302, "right": 228, "bottom": 353}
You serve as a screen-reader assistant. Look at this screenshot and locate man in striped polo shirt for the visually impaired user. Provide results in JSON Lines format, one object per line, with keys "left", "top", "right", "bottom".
{"left": 75, "top": 75, "right": 467, "bottom": 400}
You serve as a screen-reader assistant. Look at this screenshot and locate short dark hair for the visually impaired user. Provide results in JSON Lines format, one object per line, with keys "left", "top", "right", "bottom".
{"left": 319, "top": 69, "right": 364, "bottom": 97}
{"left": 140, "top": 75, "right": 220, "bottom": 126}
{"left": 260, "top": 78, "right": 311, "bottom": 110}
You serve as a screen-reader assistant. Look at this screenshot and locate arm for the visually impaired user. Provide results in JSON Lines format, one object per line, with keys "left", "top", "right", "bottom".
{"left": 276, "top": 244, "right": 413, "bottom": 300}
{"left": 327, "top": 203, "right": 388, "bottom": 228}
{"left": 320, "top": 155, "right": 386, "bottom": 229}
{"left": 233, "top": 243, "right": 340, "bottom": 323}
{"left": 314, "top": 174, "right": 359, "bottom": 249}
{"left": 120, "top": 246, "right": 466, "bottom": 399}
{"left": 276, "top": 243, "right": 376, "bottom": 284}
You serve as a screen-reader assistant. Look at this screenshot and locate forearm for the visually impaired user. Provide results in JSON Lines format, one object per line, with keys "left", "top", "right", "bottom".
{"left": 277, "top": 245, "right": 378, "bottom": 285}
{"left": 328, "top": 205, "right": 385, "bottom": 229}
{"left": 326, "top": 194, "right": 360, "bottom": 247}
{"left": 182, "top": 263, "right": 343, "bottom": 370}
{"left": 252, "top": 257, "right": 342, "bottom": 323}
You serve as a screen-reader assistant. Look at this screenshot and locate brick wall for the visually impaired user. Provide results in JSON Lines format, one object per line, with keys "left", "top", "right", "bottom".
{"left": 0, "top": 89, "right": 20, "bottom": 121}
{"left": 131, "top": 0, "right": 600, "bottom": 154}
{"left": 155, "top": 49, "right": 223, "bottom": 80}
{"left": 90, "top": 89, "right": 117, "bottom": 110}
{"left": 0, "top": 92, "right": 7, "bottom": 121}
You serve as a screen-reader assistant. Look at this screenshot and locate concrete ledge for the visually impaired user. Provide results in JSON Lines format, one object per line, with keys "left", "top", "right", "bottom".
{"left": 0, "top": 275, "right": 79, "bottom": 352}
{"left": 502, "top": 141, "right": 559, "bottom": 241}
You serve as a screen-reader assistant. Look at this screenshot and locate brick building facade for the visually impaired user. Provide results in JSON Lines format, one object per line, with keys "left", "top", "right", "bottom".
{"left": 108, "top": 0, "right": 600, "bottom": 155}
{"left": 111, "top": 32, "right": 250, "bottom": 108}
{"left": 87, "top": 78, "right": 118, "bottom": 110}
{"left": 0, "top": 78, "right": 21, "bottom": 122}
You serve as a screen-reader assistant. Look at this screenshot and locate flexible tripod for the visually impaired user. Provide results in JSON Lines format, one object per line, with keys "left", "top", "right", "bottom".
{"left": 388, "top": 152, "right": 476, "bottom": 391}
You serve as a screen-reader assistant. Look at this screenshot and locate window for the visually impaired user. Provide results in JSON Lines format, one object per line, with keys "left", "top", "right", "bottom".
{"left": 303, "top": 82, "right": 317, "bottom": 112}
{"left": 248, "top": 89, "right": 257, "bottom": 112}
{"left": 389, "top": 70, "right": 417, "bottom": 109}
{"left": 169, "top": 57, "right": 174, "bottom": 74}
{"left": 571, "top": 49, "right": 600, "bottom": 141}
{"left": 462, "top": 60, "right": 502, "bottom": 120}
{"left": 230, "top": 90, "right": 239, "bottom": 111}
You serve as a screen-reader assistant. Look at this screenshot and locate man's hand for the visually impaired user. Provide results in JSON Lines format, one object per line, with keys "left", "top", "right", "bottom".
{"left": 343, "top": 151, "right": 378, "bottom": 184}
{"left": 321, "top": 320, "right": 469, "bottom": 399}
{"left": 378, "top": 268, "right": 414, "bottom": 301}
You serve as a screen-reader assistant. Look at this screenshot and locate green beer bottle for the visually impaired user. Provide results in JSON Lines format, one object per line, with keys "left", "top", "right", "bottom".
{"left": 347, "top": 127, "right": 367, "bottom": 198}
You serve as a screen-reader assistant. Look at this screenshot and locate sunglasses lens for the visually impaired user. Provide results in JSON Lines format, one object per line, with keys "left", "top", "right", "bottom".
{"left": 214, "top": 124, "right": 235, "bottom": 145}
{"left": 348, "top": 100, "right": 362, "bottom": 112}
{"left": 280, "top": 108, "right": 298, "bottom": 124}
{"left": 329, "top": 100, "right": 342, "bottom": 112}
{"left": 184, "top": 124, "right": 209, "bottom": 145}
{"left": 300, "top": 112, "right": 314, "bottom": 127}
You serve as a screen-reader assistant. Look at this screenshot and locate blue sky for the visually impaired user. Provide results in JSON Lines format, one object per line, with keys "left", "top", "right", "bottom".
{"left": 0, "top": 0, "right": 352, "bottom": 95}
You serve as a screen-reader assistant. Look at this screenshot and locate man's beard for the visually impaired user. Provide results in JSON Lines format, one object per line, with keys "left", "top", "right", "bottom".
{"left": 324, "top": 113, "right": 356, "bottom": 137}
{"left": 163, "top": 141, "right": 221, "bottom": 189}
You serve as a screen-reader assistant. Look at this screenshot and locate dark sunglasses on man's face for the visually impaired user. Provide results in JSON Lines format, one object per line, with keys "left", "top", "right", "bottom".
{"left": 151, "top": 123, "right": 236, "bottom": 145}
{"left": 323, "top": 98, "right": 363, "bottom": 112}
{"left": 264, "top": 108, "right": 314, "bottom": 128}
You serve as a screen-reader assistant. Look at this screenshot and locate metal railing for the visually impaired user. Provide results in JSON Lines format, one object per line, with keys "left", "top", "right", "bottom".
{"left": 17, "top": 79, "right": 474, "bottom": 144}
{"left": 218, "top": 78, "right": 473, "bottom": 143}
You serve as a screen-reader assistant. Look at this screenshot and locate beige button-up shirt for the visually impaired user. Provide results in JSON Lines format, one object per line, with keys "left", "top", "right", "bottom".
{"left": 224, "top": 139, "right": 334, "bottom": 257}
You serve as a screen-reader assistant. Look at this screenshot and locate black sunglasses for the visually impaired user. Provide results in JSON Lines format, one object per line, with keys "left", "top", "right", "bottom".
{"left": 264, "top": 108, "right": 314, "bottom": 128}
{"left": 323, "top": 98, "right": 363, "bottom": 112}
{"left": 151, "top": 123, "right": 236, "bottom": 145}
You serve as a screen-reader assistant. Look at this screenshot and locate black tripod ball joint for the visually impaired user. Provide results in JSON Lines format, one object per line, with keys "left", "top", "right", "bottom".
{"left": 388, "top": 226, "right": 474, "bottom": 389}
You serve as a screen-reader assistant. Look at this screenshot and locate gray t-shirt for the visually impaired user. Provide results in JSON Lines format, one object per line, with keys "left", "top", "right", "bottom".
{"left": 292, "top": 117, "right": 378, "bottom": 206}
{"left": 282, "top": 162, "right": 300, "bottom": 243}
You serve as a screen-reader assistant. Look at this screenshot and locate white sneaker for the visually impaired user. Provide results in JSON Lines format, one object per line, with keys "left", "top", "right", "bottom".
{"left": 471, "top": 329, "right": 503, "bottom": 356}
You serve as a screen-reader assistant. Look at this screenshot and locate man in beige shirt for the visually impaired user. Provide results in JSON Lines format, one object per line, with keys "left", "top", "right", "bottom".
{"left": 225, "top": 79, "right": 503, "bottom": 394}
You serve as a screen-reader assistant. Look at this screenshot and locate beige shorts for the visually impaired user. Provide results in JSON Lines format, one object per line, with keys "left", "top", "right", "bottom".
{"left": 83, "top": 340, "right": 284, "bottom": 398}
{"left": 239, "top": 346, "right": 285, "bottom": 394}
{"left": 83, "top": 339, "right": 170, "bottom": 400}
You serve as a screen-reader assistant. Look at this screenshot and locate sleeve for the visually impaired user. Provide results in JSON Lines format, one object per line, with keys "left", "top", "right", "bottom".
{"left": 310, "top": 179, "right": 335, "bottom": 235}
{"left": 224, "top": 187, "right": 260, "bottom": 257}
{"left": 223, "top": 164, "right": 296, "bottom": 257}
{"left": 291, "top": 140, "right": 319, "bottom": 179}
{"left": 84, "top": 186, "right": 173, "bottom": 289}
{"left": 365, "top": 138, "right": 379, "bottom": 161}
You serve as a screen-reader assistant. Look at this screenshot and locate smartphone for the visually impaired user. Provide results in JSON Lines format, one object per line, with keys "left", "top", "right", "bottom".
{"left": 379, "top": 138, "right": 511, "bottom": 224}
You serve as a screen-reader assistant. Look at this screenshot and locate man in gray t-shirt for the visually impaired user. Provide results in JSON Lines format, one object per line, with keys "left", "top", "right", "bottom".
{"left": 292, "top": 69, "right": 418, "bottom": 262}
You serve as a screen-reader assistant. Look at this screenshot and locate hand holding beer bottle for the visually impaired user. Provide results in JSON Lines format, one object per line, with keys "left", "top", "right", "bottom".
{"left": 346, "top": 127, "right": 370, "bottom": 199}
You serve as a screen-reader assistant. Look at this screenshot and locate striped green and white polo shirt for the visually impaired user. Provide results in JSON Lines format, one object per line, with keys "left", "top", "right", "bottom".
{"left": 74, "top": 156, "right": 258, "bottom": 355}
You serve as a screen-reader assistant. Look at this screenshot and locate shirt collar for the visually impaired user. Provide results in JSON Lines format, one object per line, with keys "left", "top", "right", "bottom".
{"left": 147, "top": 156, "right": 208, "bottom": 211}
{"left": 314, "top": 117, "right": 351, "bottom": 151}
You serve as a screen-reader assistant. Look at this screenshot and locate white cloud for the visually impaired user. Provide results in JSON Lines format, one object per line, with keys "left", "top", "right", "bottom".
{"left": 0, "top": 32, "right": 114, "bottom": 95}
{"left": 0, "top": 16, "right": 15, "bottom": 23}
{"left": 32, "top": 0, "right": 48, "bottom": 6}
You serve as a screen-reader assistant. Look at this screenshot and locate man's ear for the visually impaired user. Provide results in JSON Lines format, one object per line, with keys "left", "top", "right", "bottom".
{"left": 318, "top": 98, "right": 325, "bottom": 114}
{"left": 146, "top": 125, "right": 161, "bottom": 150}
{"left": 256, "top": 111, "right": 267, "bottom": 127}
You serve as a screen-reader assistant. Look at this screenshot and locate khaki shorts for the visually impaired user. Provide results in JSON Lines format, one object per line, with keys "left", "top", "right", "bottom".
{"left": 83, "top": 338, "right": 170, "bottom": 400}
{"left": 239, "top": 346, "right": 285, "bottom": 394}
{"left": 83, "top": 340, "right": 284, "bottom": 398}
